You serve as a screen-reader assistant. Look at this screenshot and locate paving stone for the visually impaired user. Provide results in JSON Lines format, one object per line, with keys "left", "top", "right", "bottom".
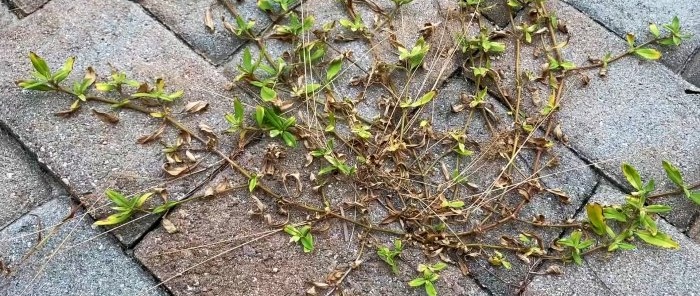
{"left": 524, "top": 184, "right": 700, "bottom": 296}
{"left": 416, "top": 77, "right": 598, "bottom": 295}
{"left": 562, "top": 0, "right": 700, "bottom": 79}
{"left": 0, "top": 2, "right": 17, "bottom": 28}
{"left": 681, "top": 50, "right": 700, "bottom": 87}
{"left": 139, "top": 0, "right": 270, "bottom": 65}
{"left": 0, "top": 0, "right": 244, "bottom": 245}
{"left": 489, "top": 0, "right": 700, "bottom": 230}
{"left": 0, "top": 198, "right": 166, "bottom": 296}
{"left": 135, "top": 141, "right": 488, "bottom": 295}
{"left": 480, "top": 0, "right": 515, "bottom": 28}
{"left": 7, "top": 0, "right": 48, "bottom": 16}
{"left": 0, "top": 127, "right": 65, "bottom": 229}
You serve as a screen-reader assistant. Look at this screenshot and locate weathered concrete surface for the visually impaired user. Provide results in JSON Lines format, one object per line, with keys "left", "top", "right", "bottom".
{"left": 139, "top": 0, "right": 270, "bottom": 65}
{"left": 0, "top": 0, "right": 242, "bottom": 245}
{"left": 415, "top": 77, "right": 599, "bottom": 295}
{"left": 0, "top": 198, "right": 166, "bottom": 296}
{"left": 0, "top": 2, "right": 16, "bottom": 28}
{"left": 562, "top": 0, "right": 700, "bottom": 84}
{"left": 0, "top": 128, "right": 65, "bottom": 229}
{"left": 490, "top": 0, "right": 700, "bottom": 230}
{"left": 524, "top": 184, "right": 700, "bottom": 296}
{"left": 682, "top": 51, "right": 700, "bottom": 87}
{"left": 135, "top": 140, "right": 488, "bottom": 295}
{"left": 6, "top": 0, "right": 48, "bottom": 16}
{"left": 480, "top": 0, "right": 515, "bottom": 28}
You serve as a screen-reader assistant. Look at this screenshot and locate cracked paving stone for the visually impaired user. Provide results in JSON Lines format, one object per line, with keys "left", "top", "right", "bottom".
{"left": 0, "top": 0, "right": 249, "bottom": 245}
{"left": 0, "top": 198, "right": 166, "bottom": 296}
{"left": 524, "top": 184, "right": 700, "bottom": 296}
{"left": 138, "top": 0, "right": 270, "bottom": 65}
{"left": 1, "top": 2, "right": 17, "bottom": 28}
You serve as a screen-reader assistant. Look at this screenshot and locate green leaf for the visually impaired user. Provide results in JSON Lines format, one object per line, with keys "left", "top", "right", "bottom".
{"left": 634, "top": 48, "right": 662, "bottom": 60}
{"left": 281, "top": 131, "right": 297, "bottom": 147}
{"left": 622, "top": 163, "right": 643, "bottom": 191}
{"left": 585, "top": 203, "right": 607, "bottom": 236}
{"left": 625, "top": 33, "right": 636, "bottom": 48}
{"left": 300, "top": 234, "right": 314, "bottom": 252}
{"left": 105, "top": 189, "right": 130, "bottom": 208}
{"left": 424, "top": 281, "right": 437, "bottom": 296}
{"left": 255, "top": 106, "right": 265, "bottom": 126}
{"left": 645, "top": 204, "right": 672, "bottom": 213}
{"left": 603, "top": 207, "right": 627, "bottom": 222}
{"left": 93, "top": 211, "right": 133, "bottom": 226}
{"left": 649, "top": 23, "right": 660, "bottom": 38}
{"left": 401, "top": 90, "right": 436, "bottom": 108}
{"left": 134, "top": 192, "right": 154, "bottom": 208}
{"left": 52, "top": 56, "right": 75, "bottom": 83}
{"left": 152, "top": 200, "right": 179, "bottom": 214}
{"left": 662, "top": 160, "right": 684, "bottom": 188}
{"left": 17, "top": 80, "right": 53, "bottom": 91}
{"left": 260, "top": 86, "right": 277, "bottom": 102}
{"left": 249, "top": 174, "right": 259, "bottom": 192}
{"left": 29, "top": 52, "right": 51, "bottom": 78}
{"left": 688, "top": 191, "right": 700, "bottom": 205}
{"left": 326, "top": 57, "right": 343, "bottom": 81}
{"left": 408, "top": 278, "right": 426, "bottom": 287}
{"left": 635, "top": 230, "right": 679, "bottom": 249}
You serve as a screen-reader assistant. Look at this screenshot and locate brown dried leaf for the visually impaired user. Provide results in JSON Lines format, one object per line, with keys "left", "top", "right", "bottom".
{"left": 184, "top": 100, "right": 209, "bottom": 114}
{"left": 545, "top": 264, "right": 564, "bottom": 275}
{"left": 138, "top": 124, "right": 165, "bottom": 144}
{"left": 546, "top": 188, "right": 571, "bottom": 204}
{"left": 91, "top": 109, "right": 119, "bottom": 124}
{"left": 162, "top": 164, "right": 190, "bottom": 176}
{"left": 204, "top": 7, "right": 215, "bottom": 32}
{"left": 162, "top": 218, "right": 178, "bottom": 234}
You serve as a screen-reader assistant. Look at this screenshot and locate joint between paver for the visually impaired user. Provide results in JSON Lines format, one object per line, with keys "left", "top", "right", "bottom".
{"left": 131, "top": 0, "right": 222, "bottom": 68}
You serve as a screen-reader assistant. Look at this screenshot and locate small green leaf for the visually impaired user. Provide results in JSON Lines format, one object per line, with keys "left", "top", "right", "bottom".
{"left": 634, "top": 48, "right": 662, "bottom": 60}
{"left": 52, "top": 56, "right": 75, "bottom": 83}
{"left": 622, "top": 163, "right": 643, "bottom": 191}
{"left": 326, "top": 57, "right": 343, "bottom": 81}
{"left": 645, "top": 204, "right": 672, "bottom": 213}
{"left": 408, "top": 278, "right": 426, "bottom": 287}
{"left": 260, "top": 86, "right": 277, "bottom": 102}
{"left": 688, "top": 191, "right": 700, "bottom": 205}
{"left": 93, "top": 211, "right": 133, "bottom": 226}
{"left": 662, "top": 160, "right": 684, "bottom": 188}
{"left": 424, "top": 281, "right": 437, "bottom": 296}
{"left": 585, "top": 203, "right": 607, "bottom": 236}
{"left": 649, "top": 23, "right": 660, "bottom": 38}
{"left": 635, "top": 230, "right": 679, "bottom": 249}
{"left": 29, "top": 52, "right": 51, "bottom": 78}
{"left": 249, "top": 174, "right": 259, "bottom": 192}
{"left": 255, "top": 106, "right": 265, "bottom": 126}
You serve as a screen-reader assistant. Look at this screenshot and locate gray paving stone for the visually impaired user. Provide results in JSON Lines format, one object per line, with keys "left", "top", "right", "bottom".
{"left": 0, "top": 0, "right": 242, "bottom": 245}
{"left": 682, "top": 50, "right": 700, "bottom": 87}
{"left": 135, "top": 142, "right": 488, "bottom": 296}
{"left": 417, "top": 77, "right": 598, "bottom": 295}
{"left": 7, "top": 0, "right": 48, "bottom": 16}
{"left": 0, "top": 198, "right": 166, "bottom": 296}
{"left": 490, "top": 0, "right": 700, "bottom": 230}
{"left": 524, "top": 184, "right": 700, "bottom": 296}
{"left": 0, "top": 127, "right": 65, "bottom": 229}
{"left": 139, "top": 0, "right": 270, "bottom": 65}
{"left": 0, "top": 2, "right": 16, "bottom": 28}
{"left": 562, "top": 0, "right": 700, "bottom": 81}
{"left": 480, "top": 0, "right": 515, "bottom": 28}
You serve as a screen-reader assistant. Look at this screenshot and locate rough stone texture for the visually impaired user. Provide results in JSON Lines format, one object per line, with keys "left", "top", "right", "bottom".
{"left": 0, "top": 0, "right": 242, "bottom": 245}
{"left": 139, "top": 0, "right": 270, "bottom": 65}
{"left": 0, "top": 2, "right": 16, "bottom": 28}
{"left": 135, "top": 141, "right": 488, "bottom": 295}
{"left": 414, "top": 77, "right": 599, "bottom": 295}
{"left": 490, "top": 0, "right": 700, "bottom": 230}
{"left": 0, "top": 198, "right": 166, "bottom": 296}
{"left": 0, "top": 128, "right": 65, "bottom": 229}
{"left": 562, "top": 0, "right": 700, "bottom": 85}
{"left": 480, "top": 0, "right": 515, "bottom": 28}
{"left": 682, "top": 50, "right": 700, "bottom": 87}
{"left": 524, "top": 184, "right": 700, "bottom": 296}
{"left": 6, "top": 0, "right": 48, "bottom": 16}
